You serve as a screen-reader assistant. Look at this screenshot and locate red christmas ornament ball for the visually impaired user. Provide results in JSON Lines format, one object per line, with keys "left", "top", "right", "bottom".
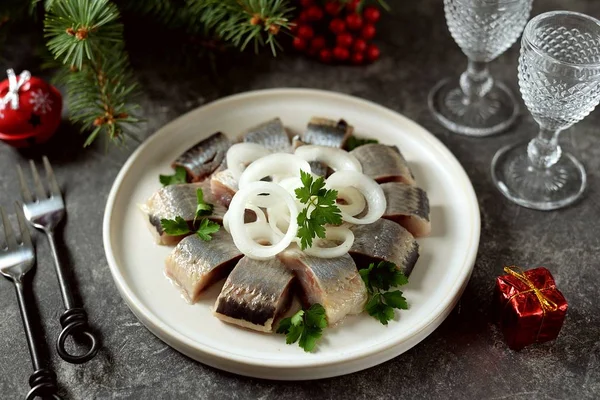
{"left": 363, "top": 6, "right": 381, "bottom": 23}
{"left": 310, "top": 36, "right": 327, "bottom": 51}
{"left": 297, "top": 25, "right": 314, "bottom": 40}
{"left": 319, "top": 48, "right": 333, "bottom": 64}
{"left": 346, "top": 0, "right": 361, "bottom": 13}
{"left": 300, "top": 0, "right": 314, "bottom": 7}
{"left": 293, "top": 36, "right": 308, "bottom": 51}
{"left": 325, "top": 1, "right": 341, "bottom": 16}
{"left": 333, "top": 46, "right": 350, "bottom": 61}
{"left": 329, "top": 18, "right": 346, "bottom": 34}
{"left": 345, "top": 14, "right": 363, "bottom": 31}
{"left": 351, "top": 52, "right": 365, "bottom": 65}
{"left": 336, "top": 32, "right": 353, "bottom": 48}
{"left": 0, "top": 71, "right": 62, "bottom": 148}
{"left": 352, "top": 38, "right": 367, "bottom": 53}
{"left": 361, "top": 24, "right": 376, "bottom": 40}
{"left": 366, "top": 44, "right": 380, "bottom": 62}
{"left": 306, "top": 5, "right": 324, "bottom": 21}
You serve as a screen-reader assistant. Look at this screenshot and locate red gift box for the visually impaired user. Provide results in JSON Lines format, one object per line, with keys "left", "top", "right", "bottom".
{"left": 494, "top": 266, "right": 568, "bottom": 350}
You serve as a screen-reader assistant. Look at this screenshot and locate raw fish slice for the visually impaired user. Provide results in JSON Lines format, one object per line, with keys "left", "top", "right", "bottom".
{"left": 349, "top": 219, "right": 419, "bottom": 276}
{"left": 291, "top": 135, "right": 330, "bottom": 176}
{"left": 165, "top": 231, "right": 243, "bottom": 303}
{"left": 381, "top": 182, "right": 431, "bottom": 237}
{"left": 214, "top": 257, "right": 294, "bottom": 332}
{"left": 141, "top": 181, "right": 226, "bottom": 245}
{"left": 210, "top": 169, "right": 238, "bottom": 208}
{"left": 302, "top": 117, "right": 353, "bottom": 148}
{"left": 172, "top": 132, "right": 231, "bottom": 182}
{"left": 242, "top": 118, "right": 292, "bottom": 152}
{"left": 280, "top": 250, "right": 367, "bottom": 325}
{"left": 350, "top": 144, "right": 416, "bottom": 185}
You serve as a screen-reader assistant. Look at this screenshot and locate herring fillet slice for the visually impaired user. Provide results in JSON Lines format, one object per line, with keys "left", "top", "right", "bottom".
{"left": 172, "top": 132, "right": 231, "bottom": 182}
{"left": 210, "top": 168, "right": 238, "bottom": 208}
{"left": 349, "top": 218, "right": 419, "bottom": 276}
{"left": 381, "top": 182, "right": 431, "bottom": 237}
{"left": 214, "top": 256, "right": 294, "bottom": 332}
{"left": 140, "top": 181, "right": 226, "bottom": 245}
{"left": 279, "top": 250, "right": 367, "bottom": 325}
{"left": 165, "top": 231, "right": 243, "bottom": 303}
{"left": 350, "top": 143, "right": 416, "bottom": 185}
{"left": 302, "top": 117, "right": 354, "bottom": 148}
{"left": 242, "top": 118, "right": 292, "bottom": 153}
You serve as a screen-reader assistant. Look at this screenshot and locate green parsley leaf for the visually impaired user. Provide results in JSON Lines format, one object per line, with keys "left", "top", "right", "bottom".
{"left": 360, "top": 261, "right": 409, "bottom": 325}
{"left": 295, "top": 170, "right": 342, "bottom": 250}
{"left": 194, "top": 188, "right": 214, "bottom": 222}
{"left": 160, "top": 216, "right": 191, "bottom": 236}
{"left": 196, "top": 219, "right": 220, "bottom": 241}
{"left": 345, "top": 136, "right": 379, "bottom": 151}
{"left": 159, "top": 166, "right": 187, "bottom": 186}
{"left": 362, "top": 261, "right": 408, "bottom": 291}
{"left": 382, "top": 290, "right": 408, "bottom": 310}
{"left": 365, "top": 293, "right": 395, "bottom": 325}
{"left": 277, "top": 304, "right": 328, "bottom": 352}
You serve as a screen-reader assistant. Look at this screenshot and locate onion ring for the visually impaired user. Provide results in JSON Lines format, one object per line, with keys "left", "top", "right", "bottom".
{"left": 326, "top": 170, "right": 386, "bottom": 224}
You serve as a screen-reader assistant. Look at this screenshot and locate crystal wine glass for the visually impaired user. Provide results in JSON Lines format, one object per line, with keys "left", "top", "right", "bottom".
{"left": 429, "top": 0, "right": 533, "bottom": 136}
{"left": 492, "top": 11, "right": 600, "bottom": 210}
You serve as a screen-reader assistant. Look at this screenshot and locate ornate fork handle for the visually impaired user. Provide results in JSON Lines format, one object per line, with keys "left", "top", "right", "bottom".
{"left": 46, "top": 230, "right": 100, "bottom": 364}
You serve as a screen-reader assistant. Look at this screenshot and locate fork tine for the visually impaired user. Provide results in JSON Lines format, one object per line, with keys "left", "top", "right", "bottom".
{"left": 43, "top": 156, "right": 62, "bottom": 197}
{"left": 0, "top": 206, "right": 18, "bottom": 250}
{"left": 15, "top": 203, "right": 31, "bottom": 248}
{"left": 29, "top": 160, "right": 47, "bottom": 200}
{"left": 17, "top": 165, "right": 33, "bottom": 203}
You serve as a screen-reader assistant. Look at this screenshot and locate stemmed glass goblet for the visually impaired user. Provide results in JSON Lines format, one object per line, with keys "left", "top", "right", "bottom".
{"left": 492, "top": 11, "right": 600, "bottom": 210}
{"left": 429, "top": 0, "right": 533, "bottom": 136}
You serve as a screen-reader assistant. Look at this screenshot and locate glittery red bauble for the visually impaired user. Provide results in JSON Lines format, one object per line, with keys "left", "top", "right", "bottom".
{"left": 336, "top": 32, "right": 353, "bottom": 48}
{"left": 333, "top": 46, "right": 350, "bottom": 61}
{"left": 363, "top": 6, "right": 381, "bottom": 23}
{"left": 353, "top": 38, "right": 367, "bottom": 53}
{"left": 0, "top": 73, "right": 62, "bottom": 148}
{"left": 329, "top": 18, "right": 346, "bottom": 34}
{"left": 361, "top": 24, "right": 377, "bottom": 40}
{"left": 345, "top": 14, "right": 363, "bottom": 31}
{"left": 306, "top": 5, "right": 324, "bottom": 21}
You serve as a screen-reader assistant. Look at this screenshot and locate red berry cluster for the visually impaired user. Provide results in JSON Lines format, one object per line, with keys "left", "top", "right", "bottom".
{"left": 291, "top": 0, "right": 381, "bottom": 65}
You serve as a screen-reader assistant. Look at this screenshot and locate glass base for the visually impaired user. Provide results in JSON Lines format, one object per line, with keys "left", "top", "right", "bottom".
{"left": 491, "top": 141, "right": 587, "bottom": 210}
{"left": 428, "top": 77, "right": 519, "bottom": 137}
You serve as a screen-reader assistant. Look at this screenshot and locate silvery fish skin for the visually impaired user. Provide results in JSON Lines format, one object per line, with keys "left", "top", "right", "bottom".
{"left": 210, "top": 168, "right": 238, "bottom": 208}
{"left": 381, "top": 182, "right": 431, "bottom": 237}
{"left": 349, "top": 219, "right": 419, "bottom": 276}
{"left": 172, "top": 132, "right": 231, "bottom": 182}
{"left": 214, "top": 256, "right": 294, "bottom": 332}
{"left": 141, "top": 181, "right": 226, "bottom": 245}
{"left": 280, "top": 250, "right": 367, "bottom": 325}
{"left": 351, "top": 144, "right": 416, "bottom": 185}
{"left": 165, "top": 231, "right": 243, "bottom": 303}
{"left": 302, "top": 117, "right": 353, "bottom": 148}
{"left": 242, "top": 118, "right": 292, "bottom": 152}
{"left": 291, "top": 136, "right": 330, "bottom": 176}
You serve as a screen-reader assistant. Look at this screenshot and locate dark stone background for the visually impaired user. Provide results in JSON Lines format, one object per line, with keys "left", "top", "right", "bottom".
{"left": 1, "top": 0, "right": 599, "bottom": 399}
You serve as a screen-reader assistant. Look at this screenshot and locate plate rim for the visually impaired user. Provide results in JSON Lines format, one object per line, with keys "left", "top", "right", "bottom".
{"left": 102, "top": 88, "right": 480, "bottom": 375}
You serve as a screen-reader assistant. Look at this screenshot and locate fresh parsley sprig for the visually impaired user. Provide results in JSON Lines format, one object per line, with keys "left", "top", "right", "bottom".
{"left": 345, "top": 136, "right": 379, "bottom": 151}
{"left": 277, "top": 304, "right": 328, "bottom": 352}
{"left": 360, "top": 261, "right": 409, "bottom": 325}
{"left": 160, "top": 188, "right": 220, "bottom": 241}
{"left": 159, "top": 166, "right": 188, "bottom": 186}
{"left": 295, "top": 170, "right": 342, "bottom": 250}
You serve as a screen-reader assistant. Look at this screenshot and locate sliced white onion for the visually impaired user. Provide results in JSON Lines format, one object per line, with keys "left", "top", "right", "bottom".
{"left": 238, "top": 153, "right": 311, "bottom": 190}
{"left": 326, "top": 170, "right": 386, "bottom": 224}
{"left": 336, "top": 186, "right": 366, "bottom": 217}
{"left": 267, "top": 203, "right": 291, "bottom": 237}
{"left": 302, "top": 226, "right": 355, "bottom": 258}
{"left": 226, "top": 143, "right": 271, "bottom": 180}
{"left": 223, "top": 204, "right": 266, "bottom": 232}
{"left": 228, "top": 181, "right": 299, "bottom": 260}
{"left": 294, "top": 145, "right": 362, "bottom": 173}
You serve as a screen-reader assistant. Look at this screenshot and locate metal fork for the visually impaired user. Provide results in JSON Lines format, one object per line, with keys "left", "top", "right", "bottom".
{"left": 17, "top": 156, "right": 100, "bottom": 364}
{"left": 0, "top": 204, "right": 61, "bottom": 400}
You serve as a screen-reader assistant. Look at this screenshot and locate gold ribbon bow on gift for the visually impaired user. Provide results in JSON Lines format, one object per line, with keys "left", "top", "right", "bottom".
{"left": 504, "top": 266, "right": 558, "bottom": 313}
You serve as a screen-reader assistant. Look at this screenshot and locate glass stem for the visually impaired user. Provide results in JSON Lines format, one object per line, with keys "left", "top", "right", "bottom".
{"left": 527, "top": 127, "right": 562, "bottom": 169}
{"left": 459, "top": 60, "right": 493, "bottom": 104}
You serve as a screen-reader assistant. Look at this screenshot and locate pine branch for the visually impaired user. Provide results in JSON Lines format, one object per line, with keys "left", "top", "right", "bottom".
{"left": 187, "top": 0, "right": 294, "bottom": 55}
{"left": 44, "top": 0, "right": 140, "bottom": 146}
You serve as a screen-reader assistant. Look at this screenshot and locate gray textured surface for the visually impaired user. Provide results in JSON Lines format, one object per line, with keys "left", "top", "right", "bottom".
{"left": 1, "top": 0, "right": 600, "bottom": 399}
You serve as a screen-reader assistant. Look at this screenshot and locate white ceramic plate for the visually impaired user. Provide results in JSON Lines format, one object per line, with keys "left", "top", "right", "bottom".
{"left": 103, "top": 88, "right": 480, "bottom": 380}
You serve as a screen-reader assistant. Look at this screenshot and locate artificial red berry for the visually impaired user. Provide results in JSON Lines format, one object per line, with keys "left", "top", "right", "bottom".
{"left": 310, "top": 36, "right": 326, "bottom": 51}
{"left": 329, "top": 18, "right": 346, "bottom": 34}
{"left": 319, "top": 48, "right": 333, "bottom": 63}
{"left": 325, "top": 1, "right": 341, "bottom": 16}
{"left": 300, "top": 0, "right": 314, "bottom": 7}
{"left": 361, "top": 24, "right": 376, "bottom": 40}
{"left": 352, "top": 38, "right": 367, "bottom": 53}
{"left": 333, "top": 46, "right": 350, "bottom": 61}
{"left": 299, "top": 10, "right": 310, "bottom": 22}
{"left": 306, "top": 5, "right": 324, "bottom": 21}
{"left": 351, "top": 52, "right": 364, "bottom": 65}
{"left": 366, "top": 44, "right": 380, "bottom": 62}
{"left": 293, "top": 36, "right": 307, "bottom": 51}
{"left": 363, "top": 6, "right": 381, "bottom": 23}
{"left": 346, "top": 14, "right": 363, "bottom": 31}
{"left": 346, "top": 0, "right": 360, "bottom": 13}
{"left": 336, "top": 32, "right": 353, "bottom": 48}
{"left": 297, "top": 25, "right": 314, "bottom": 40}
